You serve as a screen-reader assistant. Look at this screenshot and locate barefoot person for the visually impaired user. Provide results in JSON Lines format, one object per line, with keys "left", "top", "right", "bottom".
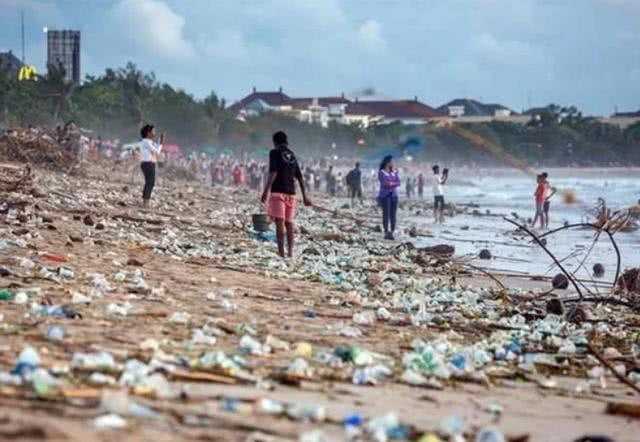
{"left": 541, "top": 172, "right": 557, "bottom": 229}
{"left": 378, "top": 155, "right": 400, "bottom": 240}
{"left": 531, "top": 174, "right": 545, "bottom": 229}
{"left": 261, "top": 131, "right": 312, "bottom": 258}
{"left": 140, "top": 124, "right": 164, "bottom": 208}
{"left": 432, "top": 165, "right": 448, "bottom": 224}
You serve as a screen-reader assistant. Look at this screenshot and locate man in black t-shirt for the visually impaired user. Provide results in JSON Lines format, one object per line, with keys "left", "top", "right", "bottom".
{"left": 261, "top": 131, "right": 312, "bottom": 258}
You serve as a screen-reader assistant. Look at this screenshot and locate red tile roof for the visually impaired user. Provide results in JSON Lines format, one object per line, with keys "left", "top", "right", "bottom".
{"left": 345, "top": 100, "right": 443, "bottom": 119}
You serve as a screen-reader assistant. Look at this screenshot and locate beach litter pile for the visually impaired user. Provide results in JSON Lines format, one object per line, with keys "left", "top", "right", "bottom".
{"left": 0, "top": 127, "right": 81, "bottom": 173}
{"left": 0, "top": 160, "right": 639, "bottom": 441}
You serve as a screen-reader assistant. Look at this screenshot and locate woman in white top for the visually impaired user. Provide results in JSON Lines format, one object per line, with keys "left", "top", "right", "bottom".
{"left": 140, "top": 124, "right": 164, "bottom": 208}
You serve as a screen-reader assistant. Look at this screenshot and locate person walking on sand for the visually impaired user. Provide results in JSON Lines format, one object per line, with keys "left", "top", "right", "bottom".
{"left": 378, "top": 155, "right": 401, "bottom": 240}
{"left": 346, "top": 162, "right": 363, "bottom": 207}
{"left": 531, "top": 174, "right": 546, "bottom": 229}
{"left": 541, "top": 172, "right": 557, "bottom": 229}
{"left": 417, "top": 173, "right": 425, "bottom": 199}
{"left": 432, "top": 165, "right": 448, "bottom": 224}
{"left": 261, "top": 131, "right": 312, "bottom": 258}
{"left": 140, "top": 124, "right": 164, "bottom": 208}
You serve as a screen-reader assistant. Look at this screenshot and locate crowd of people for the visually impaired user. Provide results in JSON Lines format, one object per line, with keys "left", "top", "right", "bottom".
{"left": 134, "top": 125, "right": 560, "bottom": 257}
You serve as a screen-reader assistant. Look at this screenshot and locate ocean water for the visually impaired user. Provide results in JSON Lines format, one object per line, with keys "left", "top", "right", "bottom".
{"left": 410, "top": 168, "right": 640, "bottom": 281}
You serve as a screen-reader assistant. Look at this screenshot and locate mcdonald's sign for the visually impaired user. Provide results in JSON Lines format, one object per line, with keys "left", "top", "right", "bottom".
{"left": 18, "top": 65, "right": 38, "bottom": 81}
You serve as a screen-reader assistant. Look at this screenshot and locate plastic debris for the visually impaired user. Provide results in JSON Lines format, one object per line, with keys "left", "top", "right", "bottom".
{"left": 94, "top": 414, "right": 127, "bottom": 429}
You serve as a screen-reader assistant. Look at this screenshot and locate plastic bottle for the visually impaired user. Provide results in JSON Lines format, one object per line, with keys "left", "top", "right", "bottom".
{"left": 32, "top": 368, "right": 57, "bottom": 398}
{"left": 14, "top": 346, "right": 40, "bottom": 377}
{"left": 0, "top": 289, "right": 11, "bottom": 301}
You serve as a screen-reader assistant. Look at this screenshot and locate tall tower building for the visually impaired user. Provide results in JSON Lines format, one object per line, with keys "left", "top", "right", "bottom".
{"left": 46, "top": 30, "right": 80, "bottom": 83}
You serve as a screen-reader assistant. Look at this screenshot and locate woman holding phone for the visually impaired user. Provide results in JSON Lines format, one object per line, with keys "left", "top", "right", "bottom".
{"left": 140, "top": 124, "right": 164, "bottom": 208}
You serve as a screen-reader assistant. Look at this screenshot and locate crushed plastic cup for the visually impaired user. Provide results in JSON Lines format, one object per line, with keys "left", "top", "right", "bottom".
{"left": 339, "top": 326, "right": 363, "bottom": 338}
{"left": 46, "top": 325, "right": 65, "bottom": 342}
{"left": 286, "top": 358, "right": 313, "bottom": 378}
{"left": 376, "top": 307, "right": 391, "bottom": 321}
{"left": 32, "top": 368, "right": 58, "bottom": 398}
{"left": 238, "top": 335, "right": 269, "bottom": 355}
{"left": 475, "top": 427, "right": 505, "bottom": 442}
{"left": 139, "top": 373, "right": 173, "bottom": 398}
{"left": 94, "top": 413, "right": 127, "bottom": 429}
{"left": 256, "top": 398, "right": 285, "bottom": 416}
{"left": 106, "top": 302, "right": 132, "bottom": 316}
{"left": 438, "top": 416, "right": 463, "bottom": 438}
{"left": 71, "top": 292, "right": 91, "bottom": 304}
{"left": 191, "top": 328, "right": 217, "bottom": 346}
{"left": 168, "top": 311, "right": 191, "bottom": 324}
{"left": 353, "top": 310, "right": 376, "bottom": 325}
{"left": 89, "top": 372, "right": 117, "bottom": 386}
{"left": 13, "top": 291, "right": 28, "bottom": 305}
{"left": 295, "top": 342, "right": 313, "bottom": 358}
{"left": 352, "top": 364, "right": 392, "bottom": 385}
{"left": 57, "top": 267, "right": 74, "bottom": 279}
{"left": 265, "top": 335, "right": 290, "bottom": 351}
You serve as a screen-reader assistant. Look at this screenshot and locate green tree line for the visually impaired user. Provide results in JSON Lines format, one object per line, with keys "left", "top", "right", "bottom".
{"left": 1, "top": 62, "right": 638, "bottom": 166}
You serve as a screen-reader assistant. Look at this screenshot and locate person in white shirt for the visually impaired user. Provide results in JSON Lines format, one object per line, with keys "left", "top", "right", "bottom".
{"left": 432, "top": 164, "right": 448, "bottom": 224}
{"left": 140, "top": 124, "right": 164, "bottom": 208}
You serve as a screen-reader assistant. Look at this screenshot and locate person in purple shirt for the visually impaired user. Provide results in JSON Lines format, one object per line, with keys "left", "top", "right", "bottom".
{"left": 378, "top": 155, "right": 401, "bottom": 240}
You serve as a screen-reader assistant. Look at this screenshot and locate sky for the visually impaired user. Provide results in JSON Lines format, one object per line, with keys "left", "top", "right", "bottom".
{"left": 1, "top": 0, "right": 639, "bottom": 115}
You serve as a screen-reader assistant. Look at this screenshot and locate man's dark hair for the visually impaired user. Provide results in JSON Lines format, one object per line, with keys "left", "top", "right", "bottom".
{"left": 140, "top": 124, "right": 154, "bottom": 138}
{"left": 541, "top": 172, "right": 548, "bottom": 178}
{"left": 273, "top": 131, "right": 288, "bottom": 145}
{"left": 355, "top": 162, "right": 360, "bottom": 168}
{"left": 432, "top": 165, "right": 440, "bottom": 173}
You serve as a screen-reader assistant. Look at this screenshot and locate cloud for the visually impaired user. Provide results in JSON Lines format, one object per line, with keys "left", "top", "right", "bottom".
{"left": 357, "top": 20, "right": 387, "bottom": 52}
{"left": 110, "top": 0, "right": 195, "bottom": 61}
{"left": 197, "top": 31, "right": 250, "bottom": 64}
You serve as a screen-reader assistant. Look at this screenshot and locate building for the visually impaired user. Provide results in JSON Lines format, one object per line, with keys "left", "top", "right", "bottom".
{"left": 599, "top": 110, "right": 640, "bottom": 129}
{"left": 227, "top": 87, "right": 293, "bottom": 118}
{"left": 0, "top": 50, "right": 23, "bottom": 78}
{"left": 227, "top": 88, "right": 443, "bottom": 128}
{"left": 437, "top": 98, "right": 525, "bottom": 123}
{"left": 47, "top": 30, "right": 80, "bottom": 83}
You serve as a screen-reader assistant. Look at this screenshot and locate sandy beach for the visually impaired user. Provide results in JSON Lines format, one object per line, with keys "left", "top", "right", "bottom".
{"left": 1, "top": 160, "right": 639, "bottom": 442}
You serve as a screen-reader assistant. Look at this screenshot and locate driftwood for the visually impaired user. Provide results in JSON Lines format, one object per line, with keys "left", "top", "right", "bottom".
{"left": 587, "top": 342, "right": 640, "bottom": 395}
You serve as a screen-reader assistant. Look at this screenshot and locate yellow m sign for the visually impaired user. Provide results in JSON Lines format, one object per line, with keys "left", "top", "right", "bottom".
{"left": 18, "top": 65, "right": 38, "bottom": 81}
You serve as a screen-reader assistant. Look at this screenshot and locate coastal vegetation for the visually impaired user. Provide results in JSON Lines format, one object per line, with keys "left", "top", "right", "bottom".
{"left": 1, "top": 63, "right": 638, "bottom": 166}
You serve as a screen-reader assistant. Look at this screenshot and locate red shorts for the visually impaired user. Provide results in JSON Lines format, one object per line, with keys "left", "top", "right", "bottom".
{"left": 268, "top": 193, "right": 297, "bottom": 223}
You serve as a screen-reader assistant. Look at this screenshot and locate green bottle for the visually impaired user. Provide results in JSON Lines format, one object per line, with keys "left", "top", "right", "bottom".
{"left": 0, "top": 289, "right": 11, "bottom": 301}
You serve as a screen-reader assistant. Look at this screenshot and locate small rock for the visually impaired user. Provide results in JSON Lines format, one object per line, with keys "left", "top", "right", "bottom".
{"left": 95, "top": 222, "right": 105, "bottom": 230}
{"left": 603, "top": 347, "right": 622, "bottom": 359}
{"left": 552, "top": 273, "right": 569, "bottom": 290}
{"left": 83, "top": 214, "right": 95, "bottom": 226}
{"left": 546, "top": 298, "right": 564, "bottom": 315}
{"left": 593, "top": 263, "right": 605, "bottom": 278}
{"left": 479, "top": 249, "right": 492, "bottom": 260}
{"left": 127, "top": 257, "right": 144, "bottom": 267}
